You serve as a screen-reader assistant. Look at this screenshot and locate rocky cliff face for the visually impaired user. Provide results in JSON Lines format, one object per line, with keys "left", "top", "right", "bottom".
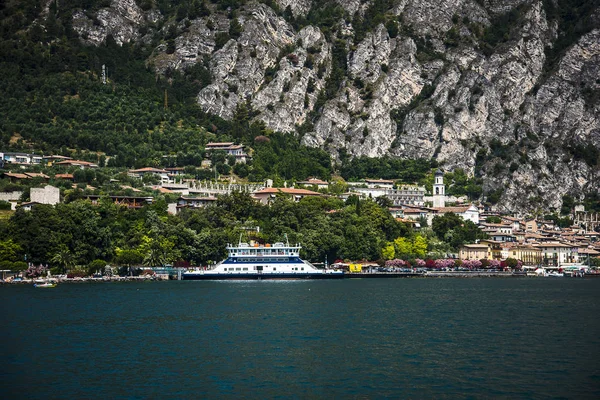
{"left": 67, "top": 0, "right": 600, "bottom": 212}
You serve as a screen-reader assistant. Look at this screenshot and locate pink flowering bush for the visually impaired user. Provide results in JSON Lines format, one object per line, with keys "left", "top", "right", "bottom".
{"left": 415, "top": 259, "right": 426, "bottom": 267}
{"left": 462, "top": 259, "right": 483, "bottom": 270}
{"left": 488, "top": 259, "right": 501, "bottom": 269}
{"left": 385, "top": 259, "right": 408, "bottom": 268}
{"left": 435, "top": 259, "right": 455, "bottom": 269}
{"left": 25, "top": 264, "right": 47, "bottom": 278}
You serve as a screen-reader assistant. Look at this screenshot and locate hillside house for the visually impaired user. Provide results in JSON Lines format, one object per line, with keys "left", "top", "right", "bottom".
{"left": 297, "top": 178, "right": 329, "bottom": 190}
{"left": 500, "top": 216, "right": 522, "bottom": 231}
{"left": 364, "top": 179, "right": 394, "bottom": 189}
{"left": 205, "top": 142, "right": 249, "bottom": 163}
{"left": 525, "top": 219, "right": 538, "bottom": 232}
{"left": 432, "top": 204, "right": 480, "bottom": 225}
{"left": 54, "top": 160, "right": 98, "bottom": 169}
{"left": 1, "top": 152, "right": 42, "bottom": 165}
{"left": 2, "top": 172, "right": 31, "bottom": 183}
{"left": 54, "top": 173, "right": 74, "bottom": 181}
{"left": 128, "top": 167, "right": 170, "bottom": 184}
{"left": 177, "top": 196, "right": 217, "bottom": 211}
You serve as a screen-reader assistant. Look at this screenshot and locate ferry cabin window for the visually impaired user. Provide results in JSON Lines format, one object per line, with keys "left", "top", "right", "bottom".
{"left": 301, "top": 267, "right": 304, "bottom": 270}
{"left": 273, "top": 267, "right": 276, "bottom": 271}
{"left": 236, "top": 268, "right": 241, "bottom": 271}
{"left": 243, "top": 268, "right": 248, "bottom": 271}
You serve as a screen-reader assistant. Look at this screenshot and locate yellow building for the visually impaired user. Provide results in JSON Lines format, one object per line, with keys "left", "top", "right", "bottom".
{"left": 481, "top": 240, "right": 503, "bottom": 260}
{"left": 459, "top": 244, "right": 490, "bottom": 260}
{"left": 502, "top": 244, "right": 543, "bottom": 266}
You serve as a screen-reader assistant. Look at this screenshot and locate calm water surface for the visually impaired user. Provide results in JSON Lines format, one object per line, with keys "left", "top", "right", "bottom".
{"left": 1, "top": 278, "right": 599, "bottom": 399}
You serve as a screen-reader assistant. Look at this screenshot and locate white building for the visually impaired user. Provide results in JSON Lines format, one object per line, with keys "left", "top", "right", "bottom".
{"left": 534, "top": 242, "right": 580, "bottom": 267}
{"left": 128, "top": 167, "right": 171, "bottom": 184}
{"left": 205, "top": 142, "right": 249, "bottom": 163}
{"left": 364, "top": 179, "right": 394, "bottom": 189}
{"left": 432, "top": 204, "right": 480, "bottom": 225}
{"left": 385, "top": 185, "right": 426, "bottom": 207}
{"left": 30, "top": 185, "right": 60, "bottom": 205}
{"left": 1, "top": 152, "right": 43, "bottom": 165}
{"left": 297, "top": 178, "right": 329, "bottom": 190}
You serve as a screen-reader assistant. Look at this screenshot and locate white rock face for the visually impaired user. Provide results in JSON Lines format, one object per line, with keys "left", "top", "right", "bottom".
{"left": 275, "top": 0, "right": 313, "bottom": 17}
{"left": 73, "top": 0, "right": 600, "bottom": 212}
{"left": 72, "top": 0, "right": 150, "bottom": 45}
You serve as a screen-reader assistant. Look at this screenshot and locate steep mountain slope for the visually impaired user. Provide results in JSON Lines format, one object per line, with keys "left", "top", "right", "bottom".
{"left": 2, "top": 0, "right": 599, "bottom": 212}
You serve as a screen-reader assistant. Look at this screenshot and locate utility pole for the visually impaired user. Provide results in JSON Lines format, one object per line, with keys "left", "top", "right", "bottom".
{"left": 102, "top": 64, "right": 106, "bottom": 84}
{"left": 164, "top": 89, "right": 168, "bottom": 110}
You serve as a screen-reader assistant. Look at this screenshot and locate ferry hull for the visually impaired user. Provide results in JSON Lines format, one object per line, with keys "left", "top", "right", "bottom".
{"left": 182, "top": 273, "right": 344, "bottom": 280}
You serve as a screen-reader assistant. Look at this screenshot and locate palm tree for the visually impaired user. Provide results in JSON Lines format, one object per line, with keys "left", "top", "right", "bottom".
{"left": 143, "top": 246, "right": 165, "bottom": 269}
{"left": 51, "top": 247, "right": 74, "bottom": 274}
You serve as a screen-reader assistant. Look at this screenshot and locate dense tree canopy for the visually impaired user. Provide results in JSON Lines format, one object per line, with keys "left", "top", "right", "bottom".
{"left": 0, "top": 193, "right": 423, "bottom": 270}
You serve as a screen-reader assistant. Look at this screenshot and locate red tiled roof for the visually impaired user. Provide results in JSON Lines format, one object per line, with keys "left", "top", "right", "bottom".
{"left": 206, "top": 142, "right": 234, "bottom": 147}
{"left": 55, "top": 160, "right": 95, "bottom": 166}
{"left": 25, "top": 172, "right": 50, "bottom": 179}
{"left": 3, "top": 172, "right": 31, "bottom": 179}
{"left": 54, "top": 174, "right": 74, "bottom": 179}
{"left": 297, "top": 178, "right": 329, "bottom": 185}
{"left": 129, "top": 167, "right": 167, "bottom": 173}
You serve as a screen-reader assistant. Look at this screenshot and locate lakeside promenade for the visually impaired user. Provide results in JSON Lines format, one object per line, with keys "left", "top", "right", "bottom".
{"left": 2, "top": 270, "right": 597, "bottom": 285}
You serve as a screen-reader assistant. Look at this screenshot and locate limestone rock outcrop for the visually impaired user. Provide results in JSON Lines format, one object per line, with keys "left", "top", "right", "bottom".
{"left": 69, "top": 0, "right": 600, "bottom": 212}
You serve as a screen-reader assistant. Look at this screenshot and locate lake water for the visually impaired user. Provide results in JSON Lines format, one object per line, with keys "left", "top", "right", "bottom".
{"left": 1, "top": 278, "right": 599, "bottom": 399}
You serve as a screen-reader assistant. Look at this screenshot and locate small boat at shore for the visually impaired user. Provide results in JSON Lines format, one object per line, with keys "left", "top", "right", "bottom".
{"left": 34, "top": 282, "right": 57, "bottom": 288}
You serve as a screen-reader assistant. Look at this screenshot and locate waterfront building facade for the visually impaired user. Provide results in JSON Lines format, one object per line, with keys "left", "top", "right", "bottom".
{"left": 459, "top": 243, "right": 490, "bottom": 260}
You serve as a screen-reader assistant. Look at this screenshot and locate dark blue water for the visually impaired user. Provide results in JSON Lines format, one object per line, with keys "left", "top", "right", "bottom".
{"left": 1, "top": 278, "right": 599, "bottom": 399}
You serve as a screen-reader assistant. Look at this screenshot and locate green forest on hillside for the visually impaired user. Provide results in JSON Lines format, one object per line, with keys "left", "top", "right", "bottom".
{"left": 0, "top": 0, "right": 440, "bottom": 184}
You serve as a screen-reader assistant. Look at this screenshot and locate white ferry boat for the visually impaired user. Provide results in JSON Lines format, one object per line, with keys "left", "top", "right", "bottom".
{"left": 183, "top": 239, "right": 344, "bottom": 280}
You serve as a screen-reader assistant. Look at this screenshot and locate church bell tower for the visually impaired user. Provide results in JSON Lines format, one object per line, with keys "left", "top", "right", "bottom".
{"left": 433, "top": 169, "right": 445, "bottom": 208}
